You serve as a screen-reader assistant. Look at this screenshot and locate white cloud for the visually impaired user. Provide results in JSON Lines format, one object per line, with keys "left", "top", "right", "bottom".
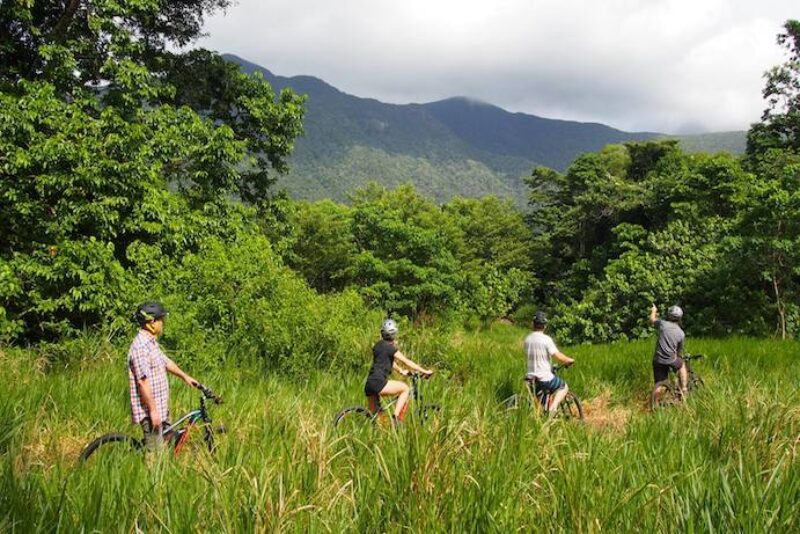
{"left": 196, "top": 0, "right": 795, "bottom": 133}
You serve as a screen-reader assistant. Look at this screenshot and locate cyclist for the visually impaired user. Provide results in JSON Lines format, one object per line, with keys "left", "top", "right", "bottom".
{"left": 524, "top": 311, "right": 575, "bottom": 415}
{"left": 649, "top": 303, "right": 687, "bottom": 396}
{"left": 128, "top": 302, "right": 201, "bottom": 449}
{"left": 364, "top": 319, "right": 433, "bottom": 424}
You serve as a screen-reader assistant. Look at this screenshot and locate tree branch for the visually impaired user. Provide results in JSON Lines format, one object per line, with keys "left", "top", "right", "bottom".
{"left": 52, "top": 0, "right": 82, "bottom": 41}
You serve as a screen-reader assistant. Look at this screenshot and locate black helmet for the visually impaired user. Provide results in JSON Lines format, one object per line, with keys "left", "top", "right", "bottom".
{"left": 133, "top": 301, "right": 168, "bottom": 326}
{"left": 533, "top": 311, "right": 548, "bottom": 326}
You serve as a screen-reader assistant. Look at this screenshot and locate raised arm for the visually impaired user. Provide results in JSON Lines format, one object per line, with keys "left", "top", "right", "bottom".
{"left": 166, "top": 359, "right": 199, "bottom": 388}
{"left": 649, "top": 303, "right": 659, "bottom": 325}
{"left": 394, "top": 351, "right": 433, "bottom": 376}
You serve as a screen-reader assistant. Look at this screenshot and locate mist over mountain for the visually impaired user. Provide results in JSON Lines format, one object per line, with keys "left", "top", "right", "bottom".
{"left": 226, "top": 54, "right": 746, "bottom": 203}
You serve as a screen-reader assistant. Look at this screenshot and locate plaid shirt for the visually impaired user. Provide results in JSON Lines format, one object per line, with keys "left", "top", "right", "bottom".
{"left": 128, "top": 330, "right": 173, "bottom": 425}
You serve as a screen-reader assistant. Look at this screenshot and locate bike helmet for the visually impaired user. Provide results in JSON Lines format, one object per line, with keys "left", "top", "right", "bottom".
{"left": 667, "top": 305, "right": 683, "bottom": 321}
{"left": 133, "top": 301, "right": 168, "bottom": 326}
{"left": 380, "top": 318, "right": 399, "bottom": 340}
{"left": 533, "top": 311, "right": 548, "bottom": 327}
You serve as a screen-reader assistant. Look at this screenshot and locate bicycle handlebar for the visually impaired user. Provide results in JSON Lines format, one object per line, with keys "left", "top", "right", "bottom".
{"left": 524, "top": 362, "right": 572, "bottom": 381}
{"left": 683, "top": 353, "right": 704, "bottom": 361}
{"left": 197, "top": 383, "right": 223, "bottom": 404}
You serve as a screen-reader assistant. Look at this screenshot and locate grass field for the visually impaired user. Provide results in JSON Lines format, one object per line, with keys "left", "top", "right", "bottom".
{"left": 2, "top": 325, "right": 800, "bottom": 532}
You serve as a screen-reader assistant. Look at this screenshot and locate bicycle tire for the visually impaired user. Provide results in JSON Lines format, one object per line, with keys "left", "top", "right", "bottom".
{"left": 204, "top": 425, "right": 217, "bottom": 453}
{"left": 79, "top": 433, "right": 143, "bottom": 462}
{"left": 689, "top": 375, "right": 705, "bottom": 392}
{"left": 418, "top": 403, "right": 441, "bottom": 424}
{"left": 558, "top": 393, "right": 584, "bottom": 421}
{"left": 501, "top": 394, "right": 520, "bottom": 412}
{"left": 332, "top": 406, "right": 374, "bottom": 429}
{"left": 650, "top": 382, "right": 680, "bottom": 411}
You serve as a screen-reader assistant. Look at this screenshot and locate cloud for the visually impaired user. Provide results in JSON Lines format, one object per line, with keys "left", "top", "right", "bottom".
{"left": 196, "top": 0, "right": 794, "bottom": 133}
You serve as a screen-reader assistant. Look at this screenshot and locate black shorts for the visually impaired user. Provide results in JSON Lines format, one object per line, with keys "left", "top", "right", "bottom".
{"left": 364, "top": 377, "right": 388, "bottom": 396}
{"left": 653, "top": 357, "right": 684, "bottom": 383}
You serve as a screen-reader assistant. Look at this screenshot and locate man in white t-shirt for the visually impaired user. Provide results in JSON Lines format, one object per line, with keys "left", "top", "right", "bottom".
{"left": 523, "top": 311, "right": 575, "bottom": 414}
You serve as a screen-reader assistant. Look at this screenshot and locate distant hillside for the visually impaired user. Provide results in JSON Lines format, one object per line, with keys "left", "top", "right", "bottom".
{"left": 668, "top": 131, "right": 747, "bottom": 154}
{"left": 226, "top": 54, "right": 745, "bottom": 203}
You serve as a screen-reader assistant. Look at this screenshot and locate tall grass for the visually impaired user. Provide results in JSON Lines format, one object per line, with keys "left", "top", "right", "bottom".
{"left": 2, "top": 327, "right": 800, "bottom": 532}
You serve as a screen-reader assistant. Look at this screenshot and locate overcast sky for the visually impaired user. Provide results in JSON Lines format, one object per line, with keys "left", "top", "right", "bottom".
{"left": 196, "top": 0, "right": 797, "bottom": 134}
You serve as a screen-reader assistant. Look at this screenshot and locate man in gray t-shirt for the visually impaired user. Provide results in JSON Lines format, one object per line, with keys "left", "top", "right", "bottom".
{"left": 649, "top": 303, "right": 687, "bottom": 393}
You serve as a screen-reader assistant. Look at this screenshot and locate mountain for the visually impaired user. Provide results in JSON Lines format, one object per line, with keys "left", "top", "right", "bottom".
{"left": 225, "top": 54, "right": 745, "bottom": 203}
{"left": 666, "top": 131, "right": 747, "bottom": 154}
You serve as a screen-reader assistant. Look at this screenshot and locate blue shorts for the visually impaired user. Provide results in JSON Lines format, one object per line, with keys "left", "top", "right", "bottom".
{"left": 534, "top": 375, "right": 566, "bottom": 395}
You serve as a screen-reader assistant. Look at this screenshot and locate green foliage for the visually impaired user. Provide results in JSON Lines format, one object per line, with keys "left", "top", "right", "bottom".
{"left": 348, "top": 184, "right": 461, "bottom": 317}
{"left": 746, "top": 20, "right": 800, "bottom": 158}
{"left": 526, "top": 141, "right": 782, "bottom": 343}
{"left": 0, "top": 2, "right": 304, "bottom": 342}
{"left": 152, "top": 230, "right": 377, "bottom": 373}
{"left": 284, "top": 200, "right": 357, "bottom": 293}
{"left": 282, "top": 185, "right": 537, "bottom": 322}
{"left": 444, "top": 196, "right": 535, "bottom": 320}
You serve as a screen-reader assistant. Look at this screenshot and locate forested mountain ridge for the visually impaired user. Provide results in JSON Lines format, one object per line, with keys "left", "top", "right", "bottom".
{"left": 226, "top": 54, "right": 745, "bottom": 202}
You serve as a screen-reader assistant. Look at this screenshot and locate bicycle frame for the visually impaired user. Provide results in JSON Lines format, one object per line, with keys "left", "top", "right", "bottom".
{"left": 523, "top": 365, "right": 568, "bottom": 412}
{"left": 163, "top": 390, "right": 218, "bottom": 453}
{"left": 163, "top": 395, "right": 211, "bottom": 434}
{"left": 370, "top": 373, "right": 428, "bottom": 420}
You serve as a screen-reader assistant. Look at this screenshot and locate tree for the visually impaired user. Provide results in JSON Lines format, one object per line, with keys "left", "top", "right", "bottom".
{"left": 443, "top": 196, "right": 535, "bottom": 319}
{"left": 347, "top": 184, "right": 461, "bottom": 318}
{"left": 746, "top": 20, "right": 800, "bottom": 158}
{"left": 0, "top": 1, "right": 305, "bottom": 340}
{"left": 741, "top": 19, "right": 800, "bottom": 339}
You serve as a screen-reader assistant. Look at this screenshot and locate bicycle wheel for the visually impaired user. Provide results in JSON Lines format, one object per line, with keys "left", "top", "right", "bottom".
{"left": 418, "top": 403, "right": 441, "bottom": 425}
{"left": 557, "top": 393, "right": 584, "bottom": 421}
{"left": 689, "top": 375, "right": 705, "bottom": 392}
{"left": 650, "top": 382, "right": 680, "bottom": 411}
{"left": 501, "top": 394, "right": 520, "bottom": 412}
{"left": 79, "top": 433, "right": 142, "bottom": 462}
{"left": 332, "top": 406, "right": 374, "bottom": 431}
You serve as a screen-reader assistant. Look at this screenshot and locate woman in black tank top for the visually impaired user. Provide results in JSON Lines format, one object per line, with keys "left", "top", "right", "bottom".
{"left": 364, "top": 319, "right": 433, "bottom": 423}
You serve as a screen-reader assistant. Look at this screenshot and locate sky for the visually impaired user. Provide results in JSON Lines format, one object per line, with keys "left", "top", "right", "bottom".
{"left": 196, "top": 0, "right": 798, "bottom": 134}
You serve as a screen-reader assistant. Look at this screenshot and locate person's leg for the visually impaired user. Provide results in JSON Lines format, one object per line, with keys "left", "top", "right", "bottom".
{"left": 547, "top": 383, "right": 569, "bottom": 414}
{"left": 380, "top": 380, "right": 410, "bottom": 420}
{"left": 141, "top": 418, "right": 165, "bottom": 451}
{"left": 678, "top": 362, "right": 689, "bottom": 395}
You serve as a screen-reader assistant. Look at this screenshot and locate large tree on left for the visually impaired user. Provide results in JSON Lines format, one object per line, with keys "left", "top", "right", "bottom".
{"left": 0, "top": 1, "right": 304, "bottom": 341}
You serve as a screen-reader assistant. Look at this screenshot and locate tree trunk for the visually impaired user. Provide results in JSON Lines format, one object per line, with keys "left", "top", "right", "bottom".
{"left": 772, "top": 275, "right": 786, "bottom": 340}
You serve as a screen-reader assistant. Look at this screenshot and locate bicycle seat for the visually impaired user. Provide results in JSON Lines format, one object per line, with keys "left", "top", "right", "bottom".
{"left": 367, "top": 394, "right": 382, "bottom": 414}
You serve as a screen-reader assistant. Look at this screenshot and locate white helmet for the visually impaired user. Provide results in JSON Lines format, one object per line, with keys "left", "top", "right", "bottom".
{"left": 381, "top": 319, "right": 398, "bottom": 339}
{"left": 667, "top": 305, "right": 683, "bottom": 321}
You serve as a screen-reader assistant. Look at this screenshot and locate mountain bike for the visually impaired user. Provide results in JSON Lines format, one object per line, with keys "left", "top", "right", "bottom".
{"left": 650, "top": 353, "right": 705, "bottom": 410}
{"left": 502, "top": 364, "right": 584, "bottom": 421}
{"left": 79, "top": 384, "right": 223, "bottom": 462}
{"left": 332, "top": 373, "right": 441, "bottom": 430}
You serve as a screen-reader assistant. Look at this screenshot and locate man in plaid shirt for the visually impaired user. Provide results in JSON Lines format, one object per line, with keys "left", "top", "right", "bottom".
{"left": 129, "top": 302, "right": 200, "bottom": 449}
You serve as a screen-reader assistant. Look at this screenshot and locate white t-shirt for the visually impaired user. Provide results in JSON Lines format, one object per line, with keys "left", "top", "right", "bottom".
{"left": 524, "top": 331, "right": 559, "bottom": 381}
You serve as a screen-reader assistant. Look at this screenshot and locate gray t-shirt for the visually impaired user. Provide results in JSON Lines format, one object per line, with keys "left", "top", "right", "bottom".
{"left": 652, "top": 319, "right": 684, "bottom": 365}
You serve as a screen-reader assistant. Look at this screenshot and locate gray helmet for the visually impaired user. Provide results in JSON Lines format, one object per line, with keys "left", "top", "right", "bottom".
{"left": 533, "top": 311, "right": 548, "bottom": 326}
{"left": 381, "top": 318, "right": 398, "bottom": 339}
{"left": 667, "top": 305, "right": 683, "bottom": 321}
